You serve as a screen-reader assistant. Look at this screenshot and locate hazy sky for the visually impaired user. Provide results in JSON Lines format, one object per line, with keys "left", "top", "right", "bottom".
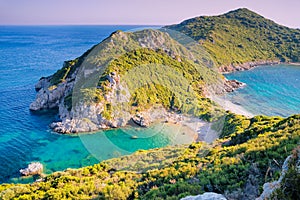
{"left": 1, "top": 0, "right": 299, "bottom": 28}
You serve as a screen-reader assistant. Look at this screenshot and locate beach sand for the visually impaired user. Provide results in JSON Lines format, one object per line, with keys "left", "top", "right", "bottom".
{"left": 209, "top": 95, "right": 254, "bottom": 117}
{"left": 142, "top": 106, "right": 220, "bottom": 144}
{"left": 136, "top": 98, "right": 253, "bottom": 145}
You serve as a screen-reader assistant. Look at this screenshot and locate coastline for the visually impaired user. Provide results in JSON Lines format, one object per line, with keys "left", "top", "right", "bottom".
{"left": 219, "top": 60, "right": 280, "bottom": 74}
{"left": 217, "top": 61, "right": 300, "bottom": 117}
{"left": 132, "top": 106, "right": 219, "bottom": 144}
{"left": 220, "top": 61, "right": 300, "bottom": 74}
{"left": 287, "top": 62, "right": 300, "bottom": 66}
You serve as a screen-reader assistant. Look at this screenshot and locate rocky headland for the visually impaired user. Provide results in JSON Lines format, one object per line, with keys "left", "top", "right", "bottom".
{"left": 30, "top": 29, "right": 238, "bottom": 134}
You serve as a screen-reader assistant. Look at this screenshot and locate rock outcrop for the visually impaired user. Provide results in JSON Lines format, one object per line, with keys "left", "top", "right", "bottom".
{"left": 131, "top": 114, "right": 150, "bottom": 127}
{"left": 181, "top": 192, "right": 227, "bottom": 200}
{"left": 20, "top": 162, "right": 43, "bottom": 176}
{"left": 219, "top": 60, "right": 280, "bottom": 74}
{"left": 224, "top": 79, "right": 246, "bottom": 93}
{"left": 29, "top": 68, "right": 77, "bottom": 111}
{"left": 256, "top": 149, "right": 300, "bottom": 200}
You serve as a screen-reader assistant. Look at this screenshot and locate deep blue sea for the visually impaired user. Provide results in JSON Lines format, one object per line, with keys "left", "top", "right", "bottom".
{"left": 0, "top": 26, "right": 299, "bottom": 184}
{"left": 0, "top": 25, "right": 196, "bottom": 184}
{"left": 225, "top": 64, "right": 300, "bottom": 117}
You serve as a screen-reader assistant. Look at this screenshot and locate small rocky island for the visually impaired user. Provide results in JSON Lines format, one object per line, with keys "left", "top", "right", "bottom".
{"left": 19, "top": 162, "right": 43, "bottom": 176}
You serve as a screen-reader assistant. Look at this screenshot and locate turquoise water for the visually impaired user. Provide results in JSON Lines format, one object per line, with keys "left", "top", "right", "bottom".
{"left": 225, "top": 64, "right": 300, "bottom": 117}
{"left": 0, "top": 26, "right": 194, "bottom": 183}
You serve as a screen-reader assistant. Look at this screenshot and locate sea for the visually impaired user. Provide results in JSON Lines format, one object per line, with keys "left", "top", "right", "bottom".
{"left": 225, "top": 64, "right": 300, "bottom": 117}
{"left": 0, "top": 26, "right": 299, "bottom": 183}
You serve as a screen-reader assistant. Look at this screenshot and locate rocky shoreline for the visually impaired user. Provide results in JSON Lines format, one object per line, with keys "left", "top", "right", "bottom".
{"left": 224, "top": 79, "right": 246, "bottom": 92}
{"left": 218, "top": 60, "right": 280, "bottom": 74}
{"left": 30, "top": 73, "right": 245, "bottom": 134}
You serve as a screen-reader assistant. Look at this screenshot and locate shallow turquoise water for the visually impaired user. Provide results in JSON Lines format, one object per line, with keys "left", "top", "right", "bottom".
{"left": 0, "top": 26, "right": 194, "bottom": 183}
{"left": 225, "top": 64, "right": 300, "bottom": 117}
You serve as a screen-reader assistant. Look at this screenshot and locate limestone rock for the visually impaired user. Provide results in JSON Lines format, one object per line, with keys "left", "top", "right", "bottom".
{"left": 181, "top": 192, "right": 227, "bottom": 200}
{"left": 131, "top": 114, "right": 150, "bottom": 127}
{"left": 29, "top": 80, "right": 70, "bottom": 111}
{"left": 35, "top": 77, "right": 50, "bottom": 91}
{"left": 256, "top": 155, "right": 296, "bottom": 200}
{"left": 20, "top": 162, "right": 43, "bottom": 176}
{"left": 224, "top": 79, "right": 246, "bottom": 93}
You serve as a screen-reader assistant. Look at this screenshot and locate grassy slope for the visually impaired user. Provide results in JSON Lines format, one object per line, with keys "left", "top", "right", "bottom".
{"left": 1, "top": 114, "right": 299, "bottom": 199}
{"left": 165, "top": 8, "right": 300, "bottom": 66}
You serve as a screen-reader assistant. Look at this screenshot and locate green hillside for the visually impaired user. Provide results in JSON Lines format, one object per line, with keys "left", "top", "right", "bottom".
{"left": 49, "top": 29, "right": 225, "bottom": 122}
{"left": 1, "top": 113, "right": 299, "bottom": 199}
{"left": 165, "top": 8, "right": 300, "bottom": 66}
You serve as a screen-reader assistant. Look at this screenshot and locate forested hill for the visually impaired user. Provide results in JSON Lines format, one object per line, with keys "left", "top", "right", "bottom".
{"left": 165, "top": 8, "right": 300, "bottom": 66}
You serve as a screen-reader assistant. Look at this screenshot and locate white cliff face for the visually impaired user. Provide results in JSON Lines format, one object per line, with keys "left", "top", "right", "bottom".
{"left": 30, "top": 67, "right": 76, "bottom": 111}
{"left": 47, "top": 71, "right": 132, "bottom": 133}
{"left": 29, "top": 83, "right": 66, "bottom": 111}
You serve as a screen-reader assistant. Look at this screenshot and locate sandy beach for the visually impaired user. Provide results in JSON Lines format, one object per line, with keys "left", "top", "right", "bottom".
{"left": 139, "top": 106, "right": 220, "bottom": 144}
{"left": 134, "top": 95, "right": 255, "bottom": 144}
{"left": 209, "top": 95, "right": 254, "bottom": 117}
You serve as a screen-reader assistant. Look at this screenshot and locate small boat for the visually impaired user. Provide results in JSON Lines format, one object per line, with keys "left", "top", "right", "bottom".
{"left": 131, "top": 135, "right": 138, "bottom": 139}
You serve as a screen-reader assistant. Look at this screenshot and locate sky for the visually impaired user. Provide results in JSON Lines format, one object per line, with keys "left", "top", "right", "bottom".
{"left": 0, "top": 0, "right": 299, "bottom": 28}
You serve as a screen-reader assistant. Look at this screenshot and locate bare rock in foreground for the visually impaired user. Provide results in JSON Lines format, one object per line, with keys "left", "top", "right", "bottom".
{"left": 181, "top": 192, "right": 227, "bottom": 200}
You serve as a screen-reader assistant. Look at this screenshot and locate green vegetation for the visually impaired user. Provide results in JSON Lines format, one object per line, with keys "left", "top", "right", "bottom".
{"left": 271, "top": 147, "right": 300, "bottom": 200}
{"left": 166, "top": 8, "right": 300, "bottom": 65}
{"left": 50, "top": 46, "right": 95, "bottom": 86}
{"left": 1, "top": 114, "right": 299, "bottom": 199}
{"left": 52, "top": 29, "right": 223, "bottom": 117}
{"left": 97, "top": 48, "right": 222, "bottom": 121}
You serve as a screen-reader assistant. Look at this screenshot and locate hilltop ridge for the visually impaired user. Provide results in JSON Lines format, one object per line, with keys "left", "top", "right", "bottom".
{"left": 166, "top": 8, "right": 300, "bottom": 70}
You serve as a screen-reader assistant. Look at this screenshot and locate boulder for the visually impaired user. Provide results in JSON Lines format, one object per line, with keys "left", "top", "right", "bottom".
{"left": 131, "top": 114, "right": 149, "bottom": 127}
{"left": 224, "top": 79, "right": 246, "bottom": 92}
{"left": 181, "top": 192, "right": 227, "bottom": 200}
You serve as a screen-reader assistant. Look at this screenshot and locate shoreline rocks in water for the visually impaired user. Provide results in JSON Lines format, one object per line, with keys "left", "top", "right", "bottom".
{"left": 224, "top": 79, "right": 246, "bottom": 92}
{"left": 219, "top": 60, "right": 280, "bottom": 74}
{"left": 19, "top": 162, "right": 43, "bottom": 176}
